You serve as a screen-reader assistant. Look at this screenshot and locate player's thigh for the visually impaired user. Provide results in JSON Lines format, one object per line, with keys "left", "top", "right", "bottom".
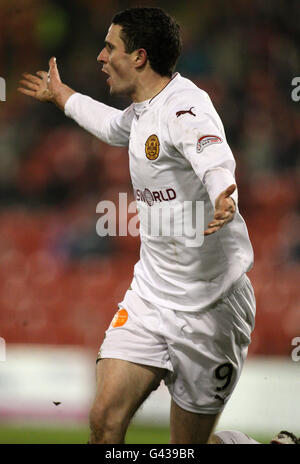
{"left": 164, "top": 275, "right": 255, "bottom": 416}
{"left": 170, "top": 399, "right": 221, "bottom": 444}
{"left": 90, "top": 358, "right": 166, "bottom": 426}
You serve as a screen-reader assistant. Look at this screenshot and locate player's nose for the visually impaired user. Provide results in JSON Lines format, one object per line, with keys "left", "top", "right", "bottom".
{"left": 97, "top": 48, "right": 107, "bottom": 64}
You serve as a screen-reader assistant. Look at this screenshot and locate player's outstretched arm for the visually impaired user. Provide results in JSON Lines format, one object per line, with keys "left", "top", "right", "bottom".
{"left": 19, "top": 57, "right": 131, "bottom": 147}
{"left": 18, "top": 57, "right": 75, "bottom": 111}
{"left": 204, "top": 184, "right": 236, "bottom": 236}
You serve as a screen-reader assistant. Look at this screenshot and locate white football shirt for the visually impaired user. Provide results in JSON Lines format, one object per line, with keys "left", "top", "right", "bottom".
{"left": 65, "top": 73, "right": 254, "bottom": 312}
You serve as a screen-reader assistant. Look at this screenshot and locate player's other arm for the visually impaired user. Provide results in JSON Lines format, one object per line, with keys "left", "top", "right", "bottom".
{"left": 18, "top": 57, "right": 130, "bottom": 147}
{"left": 168, "top": 98, "right": 237, "bottom": 235}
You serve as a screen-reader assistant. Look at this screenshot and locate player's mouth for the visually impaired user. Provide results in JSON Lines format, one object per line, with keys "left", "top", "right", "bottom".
{"left": 102, "top": 68, "right": 112, "bottom": 84}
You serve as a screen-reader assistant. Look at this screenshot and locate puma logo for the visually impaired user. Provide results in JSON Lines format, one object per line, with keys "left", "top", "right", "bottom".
{"left": 176, "top": 107, "right": 196, "bottom": 118}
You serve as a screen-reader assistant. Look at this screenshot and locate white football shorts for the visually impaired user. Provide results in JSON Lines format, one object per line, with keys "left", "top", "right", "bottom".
{"left": 97, "top": 274, "right": 256, "bottom": 414}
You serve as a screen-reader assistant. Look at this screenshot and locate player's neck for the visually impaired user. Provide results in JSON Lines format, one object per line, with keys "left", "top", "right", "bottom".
{"left": 130, "top": 71, "right": 172, "bottom": 103}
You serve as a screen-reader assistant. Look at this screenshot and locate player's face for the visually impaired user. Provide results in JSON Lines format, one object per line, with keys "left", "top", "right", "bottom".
{"left": 97, "top": 24, "right": 137, "bottom": 97}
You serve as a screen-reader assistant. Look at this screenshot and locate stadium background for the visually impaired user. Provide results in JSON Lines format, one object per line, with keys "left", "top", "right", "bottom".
{"left": 0, "top": 0, "right": 299, "bottom": 444}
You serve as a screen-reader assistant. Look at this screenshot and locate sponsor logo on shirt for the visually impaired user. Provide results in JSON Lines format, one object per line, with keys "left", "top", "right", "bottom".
{"left": 96, "top": 191, "right": 205, "bottom": 247}
{"left": 145, "top": 134, "right": 160, "bottom": 160}
{"left": 135, "top": 187, "right": 176, "bottom": 206}
{"left": 196, "top": 134, "right": 223, "bottom": 153}
{"left": 111, "top": 308, "right": 128, "bottom": 328}
{"left": 176, "top": 107, "right": 196, "bottom": 118}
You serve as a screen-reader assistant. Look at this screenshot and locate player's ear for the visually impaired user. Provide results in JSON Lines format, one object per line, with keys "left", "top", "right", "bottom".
{"left": 134, "top": 48, "right": 147, "bottom": 69}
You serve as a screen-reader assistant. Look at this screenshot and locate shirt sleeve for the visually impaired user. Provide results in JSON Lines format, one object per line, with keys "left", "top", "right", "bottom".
{"left": 203, "top": 167, "right": 238, "bottom": 207}
{"left": 167, "top": 93, "right": 238, "bottom": 206}
{"left": 64, "top": 93, "right": 133, "bottom": 147}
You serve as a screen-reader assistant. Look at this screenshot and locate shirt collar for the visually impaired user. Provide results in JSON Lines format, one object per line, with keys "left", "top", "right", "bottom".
{"left": 132, "top": 72, "right": 180, "bottom": 117}
{"left": 149, "top": 72, "right": 180, "bottom": 104}
{"left": 132, "top": 98, "right": 150, "bottom": 117}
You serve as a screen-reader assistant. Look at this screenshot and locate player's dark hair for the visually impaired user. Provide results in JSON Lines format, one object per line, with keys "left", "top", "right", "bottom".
{"left": 112, "top": 7, "right": 182, "bottom": 77}
{"left": 279, "top": 431, "right": 300, "bottom": 444}
{"left": 271, "top": 431, "right": 300, "bottom": 444}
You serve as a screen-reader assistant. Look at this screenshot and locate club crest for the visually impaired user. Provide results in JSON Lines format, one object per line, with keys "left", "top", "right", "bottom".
{"left": 145, "top": 134, "right": 160, "bottom": 160}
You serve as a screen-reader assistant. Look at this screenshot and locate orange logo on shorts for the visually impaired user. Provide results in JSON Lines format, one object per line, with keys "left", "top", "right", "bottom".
{"left": 111, "top": 308, "right": 128, "bottom": 328}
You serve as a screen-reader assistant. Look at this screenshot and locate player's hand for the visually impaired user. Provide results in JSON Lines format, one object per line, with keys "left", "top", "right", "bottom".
{"left": 18, "top": 57, "right": 60, "bottom": 103}
{"left": 18, "top": 57, "right": 75, "bottom": 110}
{"left": 204, "top": 184, "right": 236, "bottom": 235}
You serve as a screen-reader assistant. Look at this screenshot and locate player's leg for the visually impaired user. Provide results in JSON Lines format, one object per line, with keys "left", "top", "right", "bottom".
{"left": 89, "top": 287, "right": 173, "bottom": 444}
{"left": 89, "top": 358, "right": 166, "bottom": 444}
{"left": 164, "top": 274, "right": 256, "bottom": 444}
{"left": 170, "top": 400, "right": 221, "bottom": 444}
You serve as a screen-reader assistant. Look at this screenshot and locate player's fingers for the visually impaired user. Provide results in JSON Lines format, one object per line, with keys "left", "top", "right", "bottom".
{"left": 48, "top": 57, "right": 61, "bottom": 82}
{"left": 204, "top": 226, "right": 220, "bottom": 235}
{"left": 207, "top": 219, "right": 224, "bottom": 228}
{"left": 36, "top": 71, "right": 48, "bottom": 80}
{"left": 216, "top": 198, "right": 236, "bottom": 216}
{"left": 19, "top": 80, "right": 39, "bottom": 91}
{"left": 22, "top": 73, "right": 42, "bottom": 84}
{"left": 17, "top": 87, "right": 36, "bottom": 97}
{"left": 215, "top": 211, "right": 232, "bottom": 220}
{"left": 204, "top": 220, "right": 229, "bottom": 234}
{"left": 224, "top": 184, "right": 236, "bottom": 198}
{"left": 205, "top": 214, "right": 233, "bottom": 233}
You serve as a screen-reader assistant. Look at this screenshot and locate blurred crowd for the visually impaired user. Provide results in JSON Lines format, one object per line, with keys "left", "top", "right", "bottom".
{"left": 0, "top": 0, "right": 299, "bottom": 354}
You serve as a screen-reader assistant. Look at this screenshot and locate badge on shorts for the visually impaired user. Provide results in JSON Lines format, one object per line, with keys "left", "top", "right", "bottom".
{"left": 111, "top": 308, "right": 128, "bottom": 328}
{"left": 145, "top": 134, "right": 160, "bottom": 160}
{"left": 196, "top": 135, "right": 223, "bottom": 153}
